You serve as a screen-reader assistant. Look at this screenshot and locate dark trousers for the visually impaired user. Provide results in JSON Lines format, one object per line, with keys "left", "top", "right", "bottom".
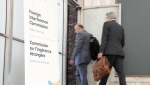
{"left": 99, "top": 55, "right": 126, "bottom": 85}
{"left": 76, "top": 63, "right": 88, "bottom": 85}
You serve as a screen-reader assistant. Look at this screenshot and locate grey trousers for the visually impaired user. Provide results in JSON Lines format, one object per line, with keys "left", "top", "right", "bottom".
{"left": 76, "top": 63, "right": 88, "bottom": 85}
{"left": 99, "top": 55, "right": 126, "bottom": 85}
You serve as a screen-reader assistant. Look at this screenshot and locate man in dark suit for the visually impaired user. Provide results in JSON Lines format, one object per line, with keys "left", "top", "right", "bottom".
{"left": 69, "top": 24, "right": 91, "bottom": 85}
{"left": 98, "top": 12, "right": 126, "bottom": 85}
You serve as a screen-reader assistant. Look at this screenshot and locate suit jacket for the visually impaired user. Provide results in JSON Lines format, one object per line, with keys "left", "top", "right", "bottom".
{"left": 71, "top": 30, "right": 91, "bottom": 65}
{"left": 99, "top": 20, "right": 125, "bottom": 57}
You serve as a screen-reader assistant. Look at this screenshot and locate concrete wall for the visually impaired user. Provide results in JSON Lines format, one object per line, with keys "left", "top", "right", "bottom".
{"left": 117, "top": 0, "right": 150, "bottom": 75}
{"left": 84, "top": 0, "right": 116, "bottom": 7}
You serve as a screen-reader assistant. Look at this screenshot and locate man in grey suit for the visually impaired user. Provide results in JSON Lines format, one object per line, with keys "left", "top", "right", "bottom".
{"left": 69, "top": 24, "right": 91, "bottom": 85}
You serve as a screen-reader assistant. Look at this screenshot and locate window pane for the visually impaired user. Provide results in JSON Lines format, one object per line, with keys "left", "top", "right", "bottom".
{"left": 0, "top": 36, "right": 5, "bottom": 85}
{"left": 13, "top": 0, "right": 24, "bottom": 40}
{"left": 0, "top": 0, "right": 6, "bottom": 33}
{"left": 11, "top": 40, "right": 24, "bottom": 85}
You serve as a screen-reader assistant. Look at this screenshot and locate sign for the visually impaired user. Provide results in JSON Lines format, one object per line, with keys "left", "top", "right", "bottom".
{"left": 24, "top": 0, "right": 60, "bottom": 85}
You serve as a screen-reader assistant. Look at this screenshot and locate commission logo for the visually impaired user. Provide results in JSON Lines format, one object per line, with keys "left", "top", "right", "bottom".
{"left": 48, "top": 79, "right": 60, "bottom": 85}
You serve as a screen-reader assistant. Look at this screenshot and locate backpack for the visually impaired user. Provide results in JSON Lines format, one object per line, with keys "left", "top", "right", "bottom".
{"left": 90, "top": 35, "right": 100, "bottom": 60}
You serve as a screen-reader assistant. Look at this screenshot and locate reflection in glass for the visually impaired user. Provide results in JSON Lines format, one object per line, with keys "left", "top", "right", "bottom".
{"left": 0, "top": 0, "right": 6, "bottom": 33}
{"left": 0, "top": 36, "right": 5, "bottom": 85}
{"left": 11, "top": 40, "right": 24, "bottom": 85}
{"left": 13, "top": 0, "right": 24, "bottom": 40}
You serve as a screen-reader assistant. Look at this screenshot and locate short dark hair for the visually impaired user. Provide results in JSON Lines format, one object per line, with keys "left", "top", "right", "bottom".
{"left": 76, "top": 24, "right": 84, "bottom": 29}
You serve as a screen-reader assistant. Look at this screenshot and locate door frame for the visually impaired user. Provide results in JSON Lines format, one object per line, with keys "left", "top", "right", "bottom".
{"left": 80, "top": 4, "right": 121, "bottom": 25}
{"left": 80, "top": 4, "right": 122, "bottom": 83}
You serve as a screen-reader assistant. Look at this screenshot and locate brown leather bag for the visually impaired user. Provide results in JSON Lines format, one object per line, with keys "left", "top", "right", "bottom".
{"left": 93, "top": 56, "right": 111, "bottom": 81}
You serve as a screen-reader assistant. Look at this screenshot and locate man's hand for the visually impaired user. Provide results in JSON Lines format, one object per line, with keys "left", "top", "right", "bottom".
{"left": 97, "top": 53, "right": 103, "bottom": 59}
{"left": 69, "top": 60, "right": 75, "bottom": 66}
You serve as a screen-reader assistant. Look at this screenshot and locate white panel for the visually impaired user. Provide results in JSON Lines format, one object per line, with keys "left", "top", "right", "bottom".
{"left": 0, "top": 36, "right": 5, "bottom": 85}
{"left": 0, "top": 0, "right": 6, "bottom": 33}
{"left": 24, "top": 0, "right": 60, "bottom": 85}
{"left": 11, "top": 40, "right": 24, "bottom": 85}
{"left": 13, "top": 0, "right": 24, "bottom": 40}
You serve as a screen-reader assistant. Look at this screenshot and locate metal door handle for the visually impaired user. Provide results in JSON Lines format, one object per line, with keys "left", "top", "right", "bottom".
{"left": 59, "top": 52, "right": 65, "bottom": 56}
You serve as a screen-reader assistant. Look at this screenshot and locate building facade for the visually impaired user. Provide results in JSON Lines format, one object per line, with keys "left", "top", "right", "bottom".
{"left": 0, "top": 0, "right": 150, "bottom": 85}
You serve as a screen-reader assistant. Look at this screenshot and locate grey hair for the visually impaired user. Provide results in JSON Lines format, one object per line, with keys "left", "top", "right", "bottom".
{"left": 106, "top": 12, "right": 116, "bottom": 20}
